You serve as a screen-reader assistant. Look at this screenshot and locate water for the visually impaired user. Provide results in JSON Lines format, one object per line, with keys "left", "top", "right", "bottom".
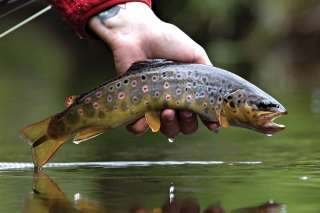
{"left": 0, "top": 160, "right": 319, "bottom": 212}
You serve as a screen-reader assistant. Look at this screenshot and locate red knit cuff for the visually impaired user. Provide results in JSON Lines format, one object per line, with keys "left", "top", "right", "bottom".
{"left": 47, "top": 0, "right": 152, "bottom": 40}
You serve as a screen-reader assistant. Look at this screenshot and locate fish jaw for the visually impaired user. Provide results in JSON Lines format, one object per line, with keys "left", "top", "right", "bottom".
{"left": 245, "top": 110, "right": 287, "bottom": 135}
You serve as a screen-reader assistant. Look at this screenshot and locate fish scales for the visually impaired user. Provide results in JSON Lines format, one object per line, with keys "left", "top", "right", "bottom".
{"left": 19, "top": 59, "right": 287, "bottom": 169}
{"left": 63, "top": 64, "right": 225, "bottom": 130}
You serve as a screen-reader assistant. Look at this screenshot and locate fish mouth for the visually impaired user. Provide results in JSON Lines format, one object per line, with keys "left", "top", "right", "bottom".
{"left": 254, "top": 111, "right": 288, "bottom": 135}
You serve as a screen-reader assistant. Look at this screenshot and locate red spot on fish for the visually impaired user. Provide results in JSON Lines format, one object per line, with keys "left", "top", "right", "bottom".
{"left": 78, "top": 109, "right": 83, "bottom": 115}
{"left": 144, "top": 101, "right": 149, "bottom": 106}
{"left": 65, "top": 95, "right": 77, "bottom": 107}
{"left": 105, "top": 109, "right": 108, "bottom": 113}
{"left": 155, "top": 92, "right": 160, "bottom": 97}
{"left": 203, "top": 102, "right": 207, "bottom": 108}
{"left": 164, "top": 82, "right": 170, "bottom": 89}
{"left": 186, "top": 82, "right": 192, "bottom": 88}
{"left": 109, "top": 86, "right": 114, "bottom": 92}
{"left": 93, "top": 103, "right": 99, "bottom": 109}
{"left": 176, "top": 101, "right": 180, "bottom": 105}
{"left": 85, "top": 97, "right": 91, "bottom": 104}
{"left": 132, "top": 80, "right": 137, "bottom": 87}
{"left": 118, "top": 92, "right": 125, "bottom": 99}
{"left": 107, "top": 95, "right": 113, "bottom": 102}
{"left": 70, "top": 107, "right": 75, "bottom": 113}
{"left": 126, "top": 106, "right": 130, "bottom": 110}
{"left": 96, "top": 91, "right": 102, "bottom": 98}
{"left": 61, "top": 117, "right": 66, "bottom": 122}
{"left": 176, "top": 88, "right": 182, "bottom": 95}
{"left": 166, "top": 94, "right": 171, "bottom": 100}
{"left": 186, "top": 95, "right": 191, "bottom": 101}
{"left": 132, "top": 96, "right": 138, "bottom": 103}
{"left": 113, "top": 106, "right": 118, "bottom": 110}
{"left": 152, "top": 75, "right": 158, "bottom": 82}
{"left": 142, "top": 85, "right": 148, "bottom": 92}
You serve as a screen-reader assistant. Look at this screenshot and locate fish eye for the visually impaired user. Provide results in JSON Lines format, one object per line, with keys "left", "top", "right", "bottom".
{"left": 257, "top": 100, "right": 272, "bottom": 111}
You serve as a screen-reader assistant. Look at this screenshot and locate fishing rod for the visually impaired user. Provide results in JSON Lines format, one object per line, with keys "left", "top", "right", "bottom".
{"left": 0, "top": 0, "right": 51, "bottom": 38}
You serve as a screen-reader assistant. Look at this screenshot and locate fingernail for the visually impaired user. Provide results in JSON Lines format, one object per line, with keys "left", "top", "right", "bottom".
{"left": 167, "top": 112, "right": 175, "bottom": 121}
{"left": 181, "top": 111, "right": 193, "bottom": 119}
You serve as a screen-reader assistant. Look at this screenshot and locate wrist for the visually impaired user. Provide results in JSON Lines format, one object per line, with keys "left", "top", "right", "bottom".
{"left": 88, "top": 2, "right": 159, "bottom": 45}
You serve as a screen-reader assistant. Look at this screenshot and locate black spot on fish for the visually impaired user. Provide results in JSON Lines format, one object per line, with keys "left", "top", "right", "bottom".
{"left": 83, "top": 104, "right": 95, "bottom": 118}
{"left": 219, "top": 88, "right": 223, "bottom": 94}
{"left": 238, "top": 94, "right": 242, "bottom": 98}
{"left": 66, "top": 112, "right": 79, "bottom": 125}
{"left": 227, "top": 83, "right": 232, "bottom": 89}
{"left": 141, "top": 75, "right": 147, "bottom": 81}
{"left": 224, "top": 99, "right": 228, "bottom": 103}
{"left": 98, "top": 111, "right": 105, "bottom": 119}
{"left": 221, "top": 79, "right": 226, "bottom": 84}
{"left": 202, "top": 77, "right": 207, "bottom": 83}
{"left": 229, "top": 101, "right": 235, "bottom": 108}
{"left": 248, "top": 100, "right": 254, "bottom": 106}
{"left": 237, "top": 100, "right": 241, "bottom": 105}
{"left": 124, "top": 79, "right": 128, "bottom": 85}
{"left": 194, "top": 72, "right": 199, "bottom": 78}
{"left": 57, "top": 113, "right": 61, "bottom": 120}
{"left": 162, "top": 72, "right": 167, "bottom": 77}
{"left": 188, "top": 71, "right": 192, "bottom": 76}
{"left": 227, "top": 95, "right": 232, "bottom": 100}
{"left": 193, "top": 82, "right": 196, "bottom": 86}
{"left": 116, "top": 83, "right": 121, "bottom": 88}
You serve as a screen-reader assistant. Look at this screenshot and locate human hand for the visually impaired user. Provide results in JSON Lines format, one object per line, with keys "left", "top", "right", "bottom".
{"left": 88, "top": 2, "right": 220, "bottom": 138}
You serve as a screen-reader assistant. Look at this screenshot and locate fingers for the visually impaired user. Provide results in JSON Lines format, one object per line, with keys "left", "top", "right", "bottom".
{"left": 126, "top": 110, "right": 221, "bottom": 137}
{"left": 178, "top": 110, "right": 198, "bottom": 135}
{"left": 160, "top": 109, "right": 180, "bottom": 139}
{"left": 200, "top": 118, "right": 221, "bottom": 133}
{"left": 126, "top": 117, "right": 149, "bottom": 135}
{"left": 158, "top": 109, "right": 199, "bottom": 138}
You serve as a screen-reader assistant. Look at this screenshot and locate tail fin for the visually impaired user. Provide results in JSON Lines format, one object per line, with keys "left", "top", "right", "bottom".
{"left": 19, "top": 116, "right": 68, "bottom": 169}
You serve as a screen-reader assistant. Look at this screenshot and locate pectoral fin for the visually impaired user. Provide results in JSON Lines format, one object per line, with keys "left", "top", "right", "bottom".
{"left": 220, "top": 116, "right": 229, "bottom": 128}
{"left": 74, "top": 127, "right": 108, "bottom": 144}
{"left": 215, "top": 108, "right": 229, "bottom": 128}
{"left": 145, "top": 111, "right": 161, "bottom": 132}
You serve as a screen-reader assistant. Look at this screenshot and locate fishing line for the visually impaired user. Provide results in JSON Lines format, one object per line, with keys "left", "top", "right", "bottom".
{"left": 0, "top": 0, "right": 36, "bottom": 19}
{"left": 0, "top": 5, "right": 51, "bottom": 38}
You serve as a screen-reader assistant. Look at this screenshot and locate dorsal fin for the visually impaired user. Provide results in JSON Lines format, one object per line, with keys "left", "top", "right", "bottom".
{"left": 127, "top": 59, "right": 181, "bottom": 73}
{"left": 65, "top": 95, "right": 77, "bottom": 107}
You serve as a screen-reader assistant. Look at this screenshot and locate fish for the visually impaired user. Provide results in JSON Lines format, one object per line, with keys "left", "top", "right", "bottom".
{"left": 19, "top": 59, "right": 287, "bottom": 169}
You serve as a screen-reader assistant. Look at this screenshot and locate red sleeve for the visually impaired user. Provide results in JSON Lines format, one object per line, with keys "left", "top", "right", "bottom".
{"left": 47, "top": 0, "right": 152, "bottom": 40}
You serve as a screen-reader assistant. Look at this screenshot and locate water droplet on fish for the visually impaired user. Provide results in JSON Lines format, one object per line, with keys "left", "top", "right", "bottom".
{"left": 266, "top": 134, "right": 273, "bottom": 137}
{"left": 168, "top": 138, "right": 174, "bottom": 143}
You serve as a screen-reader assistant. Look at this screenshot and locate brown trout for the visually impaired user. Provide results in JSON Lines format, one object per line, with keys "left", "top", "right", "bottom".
{"left": 19, "top": 59, "right": 287, "bottom": 169}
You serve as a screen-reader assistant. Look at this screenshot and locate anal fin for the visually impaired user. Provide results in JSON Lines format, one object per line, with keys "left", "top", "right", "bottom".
{"left": 145, "top": 111, "right": 161, "bottom": 132}
{"left": 74, "top": 127, "right": 108, "bottom": 144}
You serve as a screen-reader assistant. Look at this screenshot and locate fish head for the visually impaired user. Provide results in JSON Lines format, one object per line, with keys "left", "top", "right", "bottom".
{"left": 220, "top": 88, "right": 287, "bottom": 135}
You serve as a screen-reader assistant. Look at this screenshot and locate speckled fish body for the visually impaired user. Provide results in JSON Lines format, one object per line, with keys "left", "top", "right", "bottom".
{"left": 19, "top": 59, "right": 287, "bottom": 169}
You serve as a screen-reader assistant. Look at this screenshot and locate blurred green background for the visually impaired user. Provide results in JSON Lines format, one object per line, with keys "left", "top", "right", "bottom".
{"left": 0, "top": 0, "right": 319, "bottom": 163}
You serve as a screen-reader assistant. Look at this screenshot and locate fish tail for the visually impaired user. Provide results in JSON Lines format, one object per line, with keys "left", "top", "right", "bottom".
{"left": 19, "top": 116, "right": 67, "bottom": 169}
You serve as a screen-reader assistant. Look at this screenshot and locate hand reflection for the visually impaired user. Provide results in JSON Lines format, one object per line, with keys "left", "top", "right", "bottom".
{"left": 21, "top": 172, "right": 286, "bottom": 213}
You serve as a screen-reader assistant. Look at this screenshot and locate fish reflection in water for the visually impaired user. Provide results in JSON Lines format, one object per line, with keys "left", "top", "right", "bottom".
{"left": 21, "top": 172, "right": 286, "bottom": 213}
